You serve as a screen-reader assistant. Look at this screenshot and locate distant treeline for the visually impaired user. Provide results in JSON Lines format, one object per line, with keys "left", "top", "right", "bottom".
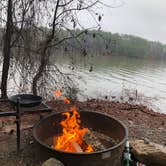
{"left": 58, "top": 30, "right": 166, "bottom": 59}
{"left": 0, "top": 28, "right": 166, "bottom": 59}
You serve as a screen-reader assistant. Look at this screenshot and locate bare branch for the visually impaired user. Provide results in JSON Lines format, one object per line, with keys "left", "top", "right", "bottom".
{"left": 59, "top": 0, "right": 74, "bottom": 7}
{"left": 56, "top": 0, "right": 99, "bottom": 21}
{"left": 47, "top": 30, "right": 86, "bottom": 48}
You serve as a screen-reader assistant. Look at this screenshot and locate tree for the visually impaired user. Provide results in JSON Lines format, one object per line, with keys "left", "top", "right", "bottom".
{"left": 0, "top": 0, "right": 37, "bottom": 98}
{"left": 30, "top": 0, "right": 101, "bottom": 95}
{"left": 1, "top": 0, "right": 13, "bottom": 98}
{"left": 0, "top": 0, "right": 103, "bottom": 98}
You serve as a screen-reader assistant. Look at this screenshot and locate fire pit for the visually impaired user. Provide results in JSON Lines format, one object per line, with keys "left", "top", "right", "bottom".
{"left": 33, "top": 110, "right": 128, "bottom": 166}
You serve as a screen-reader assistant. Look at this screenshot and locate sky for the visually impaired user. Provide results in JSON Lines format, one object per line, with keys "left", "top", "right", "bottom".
{"left": 80, "top": 0, "right": 166, "bottom": 44}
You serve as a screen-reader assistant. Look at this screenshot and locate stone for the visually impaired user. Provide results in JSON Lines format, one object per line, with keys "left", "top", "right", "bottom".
{"left": 128, "top": 120, "right": 133, "bottom": 125}
{"left": 143, "top": 138, "right": 149, "bottom": 144}
{"left": 130, "top": 140, "right": 166, "bottom": 166}
{"left": 42, "top": 158, "right": 64, "bottom": 166}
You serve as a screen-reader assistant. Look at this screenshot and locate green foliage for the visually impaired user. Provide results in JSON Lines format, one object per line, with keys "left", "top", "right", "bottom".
{"left": 58, "top": 30, "right": 166, "bottom": 59}
{"left": 0, "top": 28, "right": 166, "bottom": 59}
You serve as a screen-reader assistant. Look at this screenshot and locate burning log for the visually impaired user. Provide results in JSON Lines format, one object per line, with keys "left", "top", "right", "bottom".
{"left": 52, "top": 105, "right": 94, "bottom": 153}
{"left": 83, "top": 130, "right": 105, "bottom": 151}
{"left": 71, "top": 141, "right": 83, "bottom": 152}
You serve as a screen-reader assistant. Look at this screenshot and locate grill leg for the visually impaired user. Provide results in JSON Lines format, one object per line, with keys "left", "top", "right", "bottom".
{"left": 16, "top": 97, "right": 21, "bottom": 153}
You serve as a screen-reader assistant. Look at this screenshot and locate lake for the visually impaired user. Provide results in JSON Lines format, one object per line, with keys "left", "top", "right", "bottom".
{"left": 55, "top": 55, "right": 166, "bottom": 114}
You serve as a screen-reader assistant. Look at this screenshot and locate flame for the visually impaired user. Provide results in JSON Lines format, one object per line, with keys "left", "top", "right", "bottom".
{"left": 54, "top": 90, "right": 62, "bottom": 97}
{"left": 53, "top": 90, "right": 93, "bottom": 153}
{"left": 54, "top": 90, "right": 70, "bottom": 104}
{"left": 63, "top": 97, "right": 70, "bottom": 104}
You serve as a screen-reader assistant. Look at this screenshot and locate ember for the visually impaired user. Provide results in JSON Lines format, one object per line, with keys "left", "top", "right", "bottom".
{"left": 53, "top": 90, "right": 94, "bottom": 153}
{"left": 54, "top": 90, "right": 62, "bottom": 98}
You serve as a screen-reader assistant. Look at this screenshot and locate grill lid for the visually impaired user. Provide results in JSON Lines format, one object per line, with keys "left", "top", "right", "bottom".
{"left": 9, "top": 94, "right": 42, "bottom": 107}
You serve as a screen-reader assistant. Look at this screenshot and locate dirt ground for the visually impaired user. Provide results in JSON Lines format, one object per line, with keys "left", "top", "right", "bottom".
{"left": 0, "top": 99, "right": 166, "bottom": 165}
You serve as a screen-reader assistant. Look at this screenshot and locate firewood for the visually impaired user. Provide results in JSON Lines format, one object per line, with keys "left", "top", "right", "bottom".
{"left": 71, "top": 141, "right": 83, "bottom": 152}
{"left": 83, "top": 130, "right": 105, "bottom": 151}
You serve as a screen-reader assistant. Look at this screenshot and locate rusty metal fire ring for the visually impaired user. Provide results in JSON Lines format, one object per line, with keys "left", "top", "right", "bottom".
{"left": 33, "top": 110, "right": 128, "bottom": 166}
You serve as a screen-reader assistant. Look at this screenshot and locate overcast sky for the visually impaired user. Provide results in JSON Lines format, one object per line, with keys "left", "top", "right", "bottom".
{"left": 80, "top": 0, "right": 166, "bottom": 44}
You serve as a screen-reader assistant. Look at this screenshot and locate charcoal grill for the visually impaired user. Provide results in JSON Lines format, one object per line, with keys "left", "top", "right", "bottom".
{"left": 9, "top": 94, "right": 42, "bottom": 107}
{"left": 33, "top": 110, "right": 128, "bottom": 166}
{"left": 0, "top": 94, "right": 52, "bottom": 152}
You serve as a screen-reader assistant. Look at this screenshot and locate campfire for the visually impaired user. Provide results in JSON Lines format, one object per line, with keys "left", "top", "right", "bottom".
{"left": 53, "top": 90, "right": 96, "bottom": 153}
{"left": 52, "top": 90, "right": 115, "bottom": 153}
{"left": 53, "top": 106, "right": 94, "bottom": 152}
{"left": 51, "top": 90, "right": 126, "bottom": 154}
{"left": 33, "top": 90, "right": 128, "bottom": 166}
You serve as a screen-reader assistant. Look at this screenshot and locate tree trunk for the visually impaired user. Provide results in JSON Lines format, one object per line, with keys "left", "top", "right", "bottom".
{"left": 32, "top": 55, "right": 47, "bottom": 95}
{"left": 1, "top": 0, "right": 13, "bottom": 98}
{"left": 32, "top": 0, "right": 60, "bottom": 95}
{"left": 32, "top": 38, "right": 51, "bottom": 95}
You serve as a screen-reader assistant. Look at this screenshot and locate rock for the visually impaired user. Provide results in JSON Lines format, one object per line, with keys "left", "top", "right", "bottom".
{"left": 42, "top": 158, "right": 64, "bottom": 166}
{"left": 128, "top": 120, "right": 133, "bottom": 125}
{"left": 143, "top": 138, "right": 149, "bottom": 144}
{"left": 130, "top": 140, "right": 166, "bottom": 166}
{"left": 29, "top": 140, "right": 34, "bottom": 145}
{"left": 158, "top": 127, "right": 164, "bottom": 130}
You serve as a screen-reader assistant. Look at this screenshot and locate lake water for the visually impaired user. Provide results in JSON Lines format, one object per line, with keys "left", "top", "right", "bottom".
{"left": 55, "top": 55, "right": 166, "bottom": 114}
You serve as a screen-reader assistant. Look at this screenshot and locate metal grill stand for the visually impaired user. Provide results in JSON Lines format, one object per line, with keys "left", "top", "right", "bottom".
{"left": 16, "top": 97, "right": 21, "bottom": 152}
{"left": 0, "top": 94, "right": 52, "bottom": 153}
